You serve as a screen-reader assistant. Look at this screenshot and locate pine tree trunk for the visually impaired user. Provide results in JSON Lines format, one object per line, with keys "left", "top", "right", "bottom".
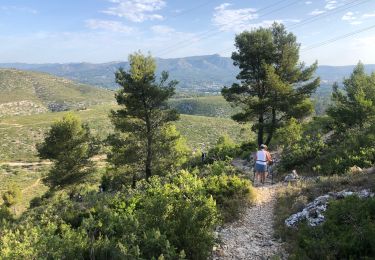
{"left": 258, "top": 114, "right": 264, "bottom": 147}
{"left": 265, "top": 108, "right": 276, "bottom": 145}
{"left": 145, "top": 118, "right": 152, "bottom": 180}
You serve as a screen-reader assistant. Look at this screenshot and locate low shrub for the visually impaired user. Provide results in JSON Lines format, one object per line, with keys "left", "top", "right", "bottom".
{"left": 279, "top": 134, "right": 325, "bottom": 172}
{"left": 200, "top": 160, "right": 239, "bottom": 177}
{"left": 204, "top": 174, "right": 255, "bottom": 222}
{"left": 0, "top": 171, "right": 218, "bottom": 260}
{"left": 208, "top": 135, "right": 238, "bottom": 162}
{"left": 294, "top": 196, "right": 375, "bottom": 259}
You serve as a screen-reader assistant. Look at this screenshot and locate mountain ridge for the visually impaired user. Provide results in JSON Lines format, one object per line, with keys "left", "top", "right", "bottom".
{"left": 1, "top": 54, "right": 375, "bottom": 92}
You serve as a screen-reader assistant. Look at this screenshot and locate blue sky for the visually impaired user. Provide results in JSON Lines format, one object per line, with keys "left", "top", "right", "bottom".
{"left": 1, "top": 0, "right": 375, "bottom": 65}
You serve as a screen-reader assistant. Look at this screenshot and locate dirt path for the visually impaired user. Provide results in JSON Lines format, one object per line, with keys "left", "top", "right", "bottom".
{"left": 0, "top": 155, "right": 107, "bottom": 167}
{"left": 22, "top": 178, "right": 41, "bottom": 193}
{"left": 0, "top": 161, "right": 52, "bottom": 167}
{"left": 212, "top": 158, "right": 287, "bottom": 259}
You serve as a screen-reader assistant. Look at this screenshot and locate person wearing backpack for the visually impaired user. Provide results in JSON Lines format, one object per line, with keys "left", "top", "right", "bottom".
{"left": 254, "top": 144, "right": 273, "bottom": 185}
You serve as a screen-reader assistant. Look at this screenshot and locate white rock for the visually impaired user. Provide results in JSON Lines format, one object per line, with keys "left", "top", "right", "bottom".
{"left": 285, "top": 189, "right": 375, "bottom": 228}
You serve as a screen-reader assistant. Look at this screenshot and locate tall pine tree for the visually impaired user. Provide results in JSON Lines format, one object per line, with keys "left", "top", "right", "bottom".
{"left": 110, "top": 52, "right": 179, "bottom": 181}
{"left": 222, "top": 23, "right": 320, "bottom": 146}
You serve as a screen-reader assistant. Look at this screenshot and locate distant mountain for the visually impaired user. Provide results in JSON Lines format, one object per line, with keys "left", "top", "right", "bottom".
{"left": 1, "top": 55, "right": 375, "bottom": 93}
{"left": 0, "top": 69, "right": 114, "bottom": 117}
{"left": 0, "top": 55, "right": 236, "bottom": 91}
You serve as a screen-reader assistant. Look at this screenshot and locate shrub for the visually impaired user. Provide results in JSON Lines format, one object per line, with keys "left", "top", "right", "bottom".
{"left": 208, "top": 135, "right": 238, "bottom": 161}
{"left": 200, "top": 160, "right": 239, "bottom": 177}
{"left": 279, "top": 133, "right": 325, "bottom": 172}
{"left": 0, "top": 215, "right": 90, "bottom": 259}
{"left": 316, "top": 125, "right": 375, "bottom": 175}
{"left": 274, "top": 118, "right": 303, "bottom": 149}
{"left": 238, "top": 141, "right": 257, "bottom": 160}
{"left": 0, "top": 171, "right": 218, "bottom": 260}
{"left": 294, "top": 196, "right": 375, "bottom": 259}
{"left": 204, "top": 174, "right": 255, "bottom": 222}
{"left": 136, "top": 171, "right": 218, "bottom": 260}
{"left": 2, "top": 184, "right": 22, "bottom": 207}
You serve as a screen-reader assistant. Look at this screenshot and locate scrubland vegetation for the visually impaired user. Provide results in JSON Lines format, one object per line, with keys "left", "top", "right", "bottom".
{"left": 273, "top": 62, "right": 375, "bottom": 258}
{"left": 0, "top": 52, "right": 256, "bottom": 259}
{"left": 0, "top": 22, "right": 374, "bottom": 259}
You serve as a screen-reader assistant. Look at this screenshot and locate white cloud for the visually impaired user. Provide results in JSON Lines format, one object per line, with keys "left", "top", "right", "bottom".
{"left": 324, "top": 0, "right": 338, "bottom": 10}
{"left": 151, "top": 25, "right": 175, "bottom": 35}
{"left": 341, "top": 10, "right": 375, "bottom": 25}
{"left": 212, "top": 3, "right": 258, "bottom": 32}
{"left": 310, "top": 9, "right": 326, "bottom": 16}
{"left": 362, "top": 11, "right": 375, "bottom": 18}
{"left": 305, "top": 1, "right": 312, "bottom": 5}
{"left": 0, "top": 5, "right": 37, "bottom": 14}
{"left": 85, "top": 19, "right": 135, "bottom": 33}
{"left": 309, "top": 0, "right": 348, "bottom": 16}
{"left": 350, "top": 20, "right": 363, "bottom": 25}
{"left": 103, "top": 0, "right": 166, "bottom": 23}
{"left": 342, "top": 12, "right": 355, "bottom": 21}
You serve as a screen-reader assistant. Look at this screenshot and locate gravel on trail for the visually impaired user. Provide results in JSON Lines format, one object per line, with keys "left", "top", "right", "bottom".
{"left": 212, "top": 181, "right": 287, "bottom": 260}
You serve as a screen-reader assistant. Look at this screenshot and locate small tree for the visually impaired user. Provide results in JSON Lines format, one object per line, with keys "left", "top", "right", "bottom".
{"left": 37, "top": 113, "right": 98, "bottom": 189}
{"left": 110, "top": 52, "right": 179, "bottom": 181}
{"left": 222, "top": 23, "right": 320, "bottom": 146}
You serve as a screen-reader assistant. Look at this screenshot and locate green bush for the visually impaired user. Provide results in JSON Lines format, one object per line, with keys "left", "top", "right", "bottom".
{"left": 0, "top": 206, "right": 13, "bottom": 222}
{"left": 0, "top": 215, "right": 90, "bottom": 259}
{"left": 316, "top": 125, "right": 375, "bottom": 175}
{"left": 294, "top": 196, "right": 375, "bottom": 259}
{"left": 204, "top": 174, "right": 255, "bottom": 222}
{"left": 2, "top": 184, "right": 22, "bottom": 207}
{"left": 0, "top": 171, "right": 218, "bottom": 260}
{"left": 238, "top": 141, "right": 257, "bottom": 160}
{"left": 200, "top": 160, "right": 239, "bottom": 177}
{"left": 136, "top": 171, "right": 218, "bottom": 260}
{"left": 279, "top": 134, "right": 325, "bottom": 172}
{"left": 208, "top": 135, "right": 238, "bottom": 162}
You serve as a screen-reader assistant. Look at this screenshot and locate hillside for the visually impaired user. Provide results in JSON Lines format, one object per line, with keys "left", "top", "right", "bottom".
{"left": 2, "top": 55, "right": 375, "bottom": 94}
{"left": 0, "top": 69, "right": 114, "bottom": 116}
{"left": 169, "top": 95, "right": 238, "bottom": 118}
{"left": 0, "top": 104, "right": 252, "bottom": 162}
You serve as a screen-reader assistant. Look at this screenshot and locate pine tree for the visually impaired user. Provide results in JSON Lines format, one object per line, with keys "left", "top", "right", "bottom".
{"left": 327, "top": 62, "right": 375, "bottom": 130}
{"left": 222, "top": 23, "right": 320, "bottom": 146}
{"left": 110, "top": 52, "right": 179, "bottom": 180}
{"left": 37, "top": 113, "right": 98, "bottom": 189}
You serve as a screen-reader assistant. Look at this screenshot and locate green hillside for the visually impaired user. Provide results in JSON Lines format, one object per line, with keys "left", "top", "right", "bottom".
{"left": 0, "top": 104, "right": 251, "bottom": 162}
{"left": 169, "top": 95, "right": 238, "bottom": 118}
{"left": 0, "top": 69, "right": 114, "bottom": 116}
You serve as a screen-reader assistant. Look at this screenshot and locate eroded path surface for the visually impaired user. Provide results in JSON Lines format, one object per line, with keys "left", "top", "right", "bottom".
{"left": 213, "top": 159, "right": 287, "bottom": 259}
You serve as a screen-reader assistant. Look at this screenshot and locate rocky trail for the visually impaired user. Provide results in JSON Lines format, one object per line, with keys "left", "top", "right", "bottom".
{"left": 212, "top": 159, "right": 287, "bottom": 260}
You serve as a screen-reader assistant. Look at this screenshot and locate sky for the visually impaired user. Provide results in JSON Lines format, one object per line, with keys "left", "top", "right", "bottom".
{"left": 1, "top": 0, "right": 375, "bottom": 65}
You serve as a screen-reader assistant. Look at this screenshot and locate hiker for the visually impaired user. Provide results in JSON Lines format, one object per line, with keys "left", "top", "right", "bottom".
{"left": 201, "top": 152, "right": 207, "bottom": 162}
{"left": 254, "top": 144, "right": 273, "bottom": 184}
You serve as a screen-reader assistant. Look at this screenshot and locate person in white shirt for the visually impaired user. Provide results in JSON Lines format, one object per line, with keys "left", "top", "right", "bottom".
{"left": 254, "top": 144, "right": 273, "bottom": 184}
